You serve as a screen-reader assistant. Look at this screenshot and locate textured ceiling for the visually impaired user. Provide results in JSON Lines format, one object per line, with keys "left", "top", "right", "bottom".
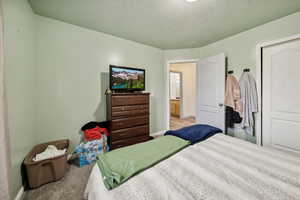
{"left": 29, "top": 0, "right": 300, "bottom": 49}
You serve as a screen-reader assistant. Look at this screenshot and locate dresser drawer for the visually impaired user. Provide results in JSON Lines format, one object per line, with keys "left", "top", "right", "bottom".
{"left": 111, "top": 125, "right": 149, "bottom": 140}
{"left": 112, "top": 109, "right": 149, "bottom": 119}
{"left": 112, "top": 95, "right": 149, "bottom": 106}
{"left": 111, "top": 116, "right": 149, "bottom": 130}
{"left": 111, "top": 135, "right": 150, "bottom": 150}
{"left": 112, "top": 105, "right": 149, "bottom": 112}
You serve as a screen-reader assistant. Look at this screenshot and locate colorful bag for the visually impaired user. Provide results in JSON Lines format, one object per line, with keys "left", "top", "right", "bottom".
{"left": 74, "top": 136, "right": 109, "bottom": 167}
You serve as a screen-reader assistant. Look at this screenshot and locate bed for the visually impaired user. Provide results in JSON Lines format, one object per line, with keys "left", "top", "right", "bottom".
{"left": 84, "top": 134, "right": 300, "bottom": 200}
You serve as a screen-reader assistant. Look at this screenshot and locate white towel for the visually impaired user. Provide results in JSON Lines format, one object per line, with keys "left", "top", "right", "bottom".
{"left": 239, "top": 72, "right": 258, "bottom": 135}
{"left": 33, "top": 145, "right": 66, "bottom": 162}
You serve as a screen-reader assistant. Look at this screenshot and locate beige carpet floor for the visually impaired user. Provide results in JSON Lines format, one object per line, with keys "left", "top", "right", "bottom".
{"left": 23, "top": 164, "right": 94, "bottom": 200}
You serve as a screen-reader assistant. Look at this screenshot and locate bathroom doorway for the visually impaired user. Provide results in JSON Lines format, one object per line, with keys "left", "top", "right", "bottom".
{"left": 169, "top": 62, "right": 196, "bottom": 130}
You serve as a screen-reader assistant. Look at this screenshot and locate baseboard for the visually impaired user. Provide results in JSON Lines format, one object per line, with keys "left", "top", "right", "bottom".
{"left": 14, "top": 186, "right": 24, "bottom": 200}
{"left": 180, "top": 115, "right": 195, "bottom": 120}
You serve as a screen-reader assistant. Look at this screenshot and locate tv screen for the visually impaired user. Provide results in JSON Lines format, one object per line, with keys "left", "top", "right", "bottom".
{"left": 110, "top": 65, "right": 145, "bottom": 91}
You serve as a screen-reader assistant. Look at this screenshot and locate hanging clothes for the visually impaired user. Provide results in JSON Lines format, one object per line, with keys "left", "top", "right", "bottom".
{"left": 239, "top": 71, "right": 258, "bottom": 135}
{"left": 225, "top": 74, "right": 243, "bottom": 128}
{"left": 225, "top": 74, "right": 243, "bottom": 115}
{"left": 226, "top": 106, "right": 242, "bottom": 128}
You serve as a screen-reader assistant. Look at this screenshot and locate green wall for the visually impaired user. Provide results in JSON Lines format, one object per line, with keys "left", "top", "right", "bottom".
{"left": 164, "top": 11, "right": 300, "bottom": 143}
{"left": 3, "top": 2, "right": 167, "bottom": 198}
{"left": 35, "top": 16, "right": 166, "bottom": 148}
{"left": 2, "top": 0, "right": 37, "bottom": 198}
{"left": 3, "top": 1, "right": 300, "bottom": 198}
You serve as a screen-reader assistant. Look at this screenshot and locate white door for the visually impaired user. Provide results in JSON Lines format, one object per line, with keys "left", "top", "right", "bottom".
{"left": 262, "top": 38, "right": 300, "bottom": 151}
{"left": 196, "top": 53, "right": 226, "bottom": 131}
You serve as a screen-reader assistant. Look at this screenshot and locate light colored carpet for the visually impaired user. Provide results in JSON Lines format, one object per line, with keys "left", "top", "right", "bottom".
{"left": 23, "top": 164, "right": 94, "bottom": 200}
{"left": 170, "top": 116, "right": 196, "bottom": 130}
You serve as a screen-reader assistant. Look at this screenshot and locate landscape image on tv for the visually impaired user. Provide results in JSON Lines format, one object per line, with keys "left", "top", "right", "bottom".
{"left": 111, "top": 67, "right": 145, "bottom": 90}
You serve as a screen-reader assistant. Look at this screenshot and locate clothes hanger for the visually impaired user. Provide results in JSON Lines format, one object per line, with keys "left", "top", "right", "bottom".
{"left": 228, "top": 70, "right": 234, "bottom": 74}
{"left": 243, "top": 68, "right": 250, "bottom": 72}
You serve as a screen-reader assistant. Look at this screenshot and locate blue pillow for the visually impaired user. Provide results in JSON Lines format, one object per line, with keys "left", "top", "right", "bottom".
{"left": 164, "top": 124, "right": 222, "bottom": 144}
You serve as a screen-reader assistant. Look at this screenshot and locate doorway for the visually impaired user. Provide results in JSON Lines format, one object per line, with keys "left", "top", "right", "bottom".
{"left": 169, "top": 62, "right": 196, "bottom": 130}
{"left": 166, "top": 54, "right": 226, "bottom": 131}
{"left": 170, "top": 71, "right": 182, "bottom": 118}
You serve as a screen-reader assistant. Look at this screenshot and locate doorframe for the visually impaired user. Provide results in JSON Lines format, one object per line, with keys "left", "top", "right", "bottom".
{"left": 165, "top": 59, "right": 199, "bottom": 129}
{"left": 256, "top": 34, "right": 300, "bottom": 146}
{"left": 169, "top": 70, "right": 183, "bottom": 118}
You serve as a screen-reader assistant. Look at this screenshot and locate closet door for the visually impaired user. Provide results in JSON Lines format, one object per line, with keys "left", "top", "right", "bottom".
{"left": 262, "top": 38, "right": 300, "bottom": 151}
{"left": 196, "top": 53, "right": 225, "bottom": 131}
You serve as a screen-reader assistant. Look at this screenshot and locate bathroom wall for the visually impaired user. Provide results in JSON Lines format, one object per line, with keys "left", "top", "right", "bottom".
{"left": 170, "top": 63, "right": 196, "bottom": 119}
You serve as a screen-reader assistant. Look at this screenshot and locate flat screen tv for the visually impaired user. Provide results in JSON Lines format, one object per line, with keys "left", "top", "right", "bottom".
{"left": 110, "top": 65, "right": 145, "bottom": 91}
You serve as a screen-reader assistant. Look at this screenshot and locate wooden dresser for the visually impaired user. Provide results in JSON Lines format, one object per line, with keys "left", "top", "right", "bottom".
{"left": 106, "top": 93, "right": 150, "bottom": 150}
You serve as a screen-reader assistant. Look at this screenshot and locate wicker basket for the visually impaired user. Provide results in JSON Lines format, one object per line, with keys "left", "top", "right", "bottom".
{"left": 24, "top": 139, "right": 70, "bottom": 188}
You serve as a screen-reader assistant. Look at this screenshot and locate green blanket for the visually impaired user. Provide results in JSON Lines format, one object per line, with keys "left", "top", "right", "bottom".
{"left": 97, "top": 136, "right": 190, "bottom": 190}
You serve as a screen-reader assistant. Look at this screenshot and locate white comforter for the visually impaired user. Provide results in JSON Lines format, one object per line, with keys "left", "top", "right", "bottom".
{"left": 84, "top": 134, "right": 300, "bottom": 200}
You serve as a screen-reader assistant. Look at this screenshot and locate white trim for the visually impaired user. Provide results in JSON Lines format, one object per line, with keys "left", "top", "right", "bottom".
{"left": 258, "top": 34, "right": 300, "bottom": 48}
{"left": 165, "top": 59, "right": 199, "bottom": 130}
{"left": 14, "top": 186, "right": 24, "bottom": 200}
{"left": 180, "top": 115, "right": 196, "bottom": 120}
{"left": 256, "top": 34, "right": 300, "bottom": 146}
{"left": 169, "top": 71, "right": 183, "bottom": 118}
{"left": 255, "top": 44, "right": 262, "bottom": 146}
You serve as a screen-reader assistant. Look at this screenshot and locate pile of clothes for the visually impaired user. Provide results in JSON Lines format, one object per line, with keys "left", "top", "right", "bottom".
{"left": 33, "top": 145, "right": 66, "bottom": 162}
{"left": 83, "top": 126, "right": 109, "bottom": 141}
{"left": 73, "top": 121, "right": 110, "bottom": 167}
